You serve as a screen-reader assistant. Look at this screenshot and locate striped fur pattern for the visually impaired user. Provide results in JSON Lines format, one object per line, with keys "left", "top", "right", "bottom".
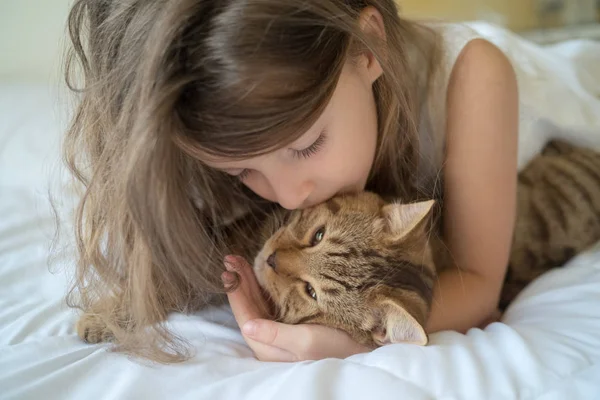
{"left": 501, "top": 140, "right": 600, "bottom": 308}
{"left": 254, "top": 140, "right": 600, "bottom": 347}
{"left": 253, "top": 192, "right": 437, "bottom": 347}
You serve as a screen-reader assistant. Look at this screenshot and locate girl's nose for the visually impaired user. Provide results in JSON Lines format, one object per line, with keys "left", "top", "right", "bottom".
{"left": 274, "top": 180, "right": 313, "bottom": 210}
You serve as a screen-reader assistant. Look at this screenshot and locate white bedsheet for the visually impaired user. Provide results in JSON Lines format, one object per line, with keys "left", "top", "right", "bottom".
{"left": 2, "top": 83, "right": 600, "bottom": 399}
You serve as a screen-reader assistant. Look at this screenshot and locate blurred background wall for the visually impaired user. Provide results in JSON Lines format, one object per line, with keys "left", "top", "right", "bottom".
{"left": 0, "top": 0, "right": 72, "bottom": 83}
{"left": 1, "top": 0, "right": 599, "bottom": 84}
{"left": 400, "top": 0, "right": 600, "bottom": 31}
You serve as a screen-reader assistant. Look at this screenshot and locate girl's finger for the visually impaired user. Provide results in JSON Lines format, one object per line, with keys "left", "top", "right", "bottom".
{"left": 244, "top": 337, "right": 297, "bottom": 362}
{"left": 227, "top": 285, "right": 295, "bottom": 361}
{"left": 224, "top": 255, "right": 244, "bottom": 271}
{"left": 226, "top": 256, "right": 273, "bottom": 318}
{"left": 244, "top": 320, "right": 371, "bottom": 360}
{"left": 242, "top": 319, "right": 306, "bottom": 352}
{"left": 225, "top": 273, "right": 262, "bottom": 330}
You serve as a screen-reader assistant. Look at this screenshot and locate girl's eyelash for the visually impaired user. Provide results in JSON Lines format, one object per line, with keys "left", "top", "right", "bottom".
{"left": 293, "top": 131, "right": 327, "bottom": 159}
{"left": 237, "top": 169, "right": 251, "bottom": 181}
{"left": 236, "top": 131, "right": 327, "bottom": 180}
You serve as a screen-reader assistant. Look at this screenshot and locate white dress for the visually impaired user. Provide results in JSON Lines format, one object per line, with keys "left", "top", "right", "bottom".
{"left": 416, "top": 22, "right": 600, "bottom": 198}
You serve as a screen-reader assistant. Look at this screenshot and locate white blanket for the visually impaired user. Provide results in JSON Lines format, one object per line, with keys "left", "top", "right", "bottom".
{"left": 2, "top": 50, "right": 600, "bottom": 399}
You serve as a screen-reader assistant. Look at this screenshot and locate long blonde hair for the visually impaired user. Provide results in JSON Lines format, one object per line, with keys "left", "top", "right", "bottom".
{"left": 63, "top": 0, "right": 441, "bottom": 363}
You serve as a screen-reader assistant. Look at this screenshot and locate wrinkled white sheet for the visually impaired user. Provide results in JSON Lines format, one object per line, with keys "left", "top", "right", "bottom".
{"left": 2, "top": 41, "right": 600, "bottom": 399}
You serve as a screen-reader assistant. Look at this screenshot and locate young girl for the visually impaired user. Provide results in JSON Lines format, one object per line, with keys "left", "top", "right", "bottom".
{"left": 64, "top": 0, "right": 600, "bottom": 363}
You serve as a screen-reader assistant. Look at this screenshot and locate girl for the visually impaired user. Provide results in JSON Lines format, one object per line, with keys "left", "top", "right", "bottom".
{"left": 64, "top": 0, "right": 600, "bottom": 363}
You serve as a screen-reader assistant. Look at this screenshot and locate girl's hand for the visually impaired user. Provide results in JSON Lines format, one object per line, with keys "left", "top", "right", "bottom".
{"left": 222, "top": 256, "right": 371, "bottom": 362}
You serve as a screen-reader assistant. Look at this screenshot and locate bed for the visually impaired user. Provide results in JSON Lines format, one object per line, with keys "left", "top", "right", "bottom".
{"left": 2, "top": 69, "right": 600, "bottom": 400}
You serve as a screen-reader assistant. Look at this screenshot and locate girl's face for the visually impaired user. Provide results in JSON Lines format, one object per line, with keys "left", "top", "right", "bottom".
{"left": 205, "top": 58, "right": 383, "bottom": 210}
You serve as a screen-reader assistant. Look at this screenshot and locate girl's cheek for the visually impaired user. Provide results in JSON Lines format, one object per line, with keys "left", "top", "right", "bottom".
{"left": 246, "top": 179, "right": 276, "bottom": 203}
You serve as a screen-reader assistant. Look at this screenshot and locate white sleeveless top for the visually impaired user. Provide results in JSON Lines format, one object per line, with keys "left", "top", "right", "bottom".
{"left": 415, "top": 22, "right": 600, "bottom": 198}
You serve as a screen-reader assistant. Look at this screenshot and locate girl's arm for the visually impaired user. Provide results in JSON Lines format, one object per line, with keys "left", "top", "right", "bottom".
{"left": 426, "top": 39, "right": 519, "bottom": 333}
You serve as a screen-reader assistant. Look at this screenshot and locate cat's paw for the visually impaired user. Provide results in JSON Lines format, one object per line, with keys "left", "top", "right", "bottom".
{"left": 76, "top": 313, "right": 115, "bottom": 344}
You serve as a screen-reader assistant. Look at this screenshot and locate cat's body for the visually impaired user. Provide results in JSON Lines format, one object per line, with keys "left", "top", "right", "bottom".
{"left": 501, "top": 140, "right": 600, "bottom": 308}
{"left": 253, "top": 140, "right": 600, "bottom": 347}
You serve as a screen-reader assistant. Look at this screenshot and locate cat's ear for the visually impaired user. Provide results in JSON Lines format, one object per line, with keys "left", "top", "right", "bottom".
{"left": 381, "top": 200, "right": 435, "bottom": 240}
{"left": 372, "top": 300, "right": 428, "bottom": 346}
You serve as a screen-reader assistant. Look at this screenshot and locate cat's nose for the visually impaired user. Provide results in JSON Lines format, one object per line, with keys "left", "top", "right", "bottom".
{"left": 266, "top": 252, "right": 277, "bottom": 269}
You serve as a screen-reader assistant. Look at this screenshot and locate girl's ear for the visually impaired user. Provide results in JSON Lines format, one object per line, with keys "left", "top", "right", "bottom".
{"left": 358, "top": 6, "right": 387, "bottom": 42}
{"left": 357, "top": 6, "right": 386, "bottom": 84}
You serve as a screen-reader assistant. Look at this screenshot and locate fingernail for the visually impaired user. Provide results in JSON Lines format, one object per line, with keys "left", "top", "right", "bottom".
{"left": 243, "top": 321, "right": 257, "bottom": 336}
{"left": 221, "top": 271, "right": 235, "bottom": 285}
{"left": 224, "top": 255, "right": 237, "bottom": 264}
{"left": 224, "top": 262, "right": 235, "bottom": 272}
{"left": 224, "top": 256, "right": 238, "bottom": 271}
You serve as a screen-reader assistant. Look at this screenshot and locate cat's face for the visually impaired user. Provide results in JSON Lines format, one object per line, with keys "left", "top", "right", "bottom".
{"left": 253, "top": 192, "right": 437, "bottom": 348}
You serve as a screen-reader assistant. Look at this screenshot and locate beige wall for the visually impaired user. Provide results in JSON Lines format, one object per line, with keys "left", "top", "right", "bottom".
{"left": 398, "top": 0, "right": 572, "bottom": 31}
{"left": 399, "top": 0, "right": 479, "bottom": 22}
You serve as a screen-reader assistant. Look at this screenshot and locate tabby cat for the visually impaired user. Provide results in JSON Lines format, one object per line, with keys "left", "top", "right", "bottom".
{"left": 252, "top": 140, "right": 600, "bottom": 348}
{"left": 501, "top": 139, "right": 600, "bottom": 308}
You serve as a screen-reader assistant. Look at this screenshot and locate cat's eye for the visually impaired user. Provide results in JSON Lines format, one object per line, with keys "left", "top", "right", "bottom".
{"left": 305, "top": 282, "right": 317, "bottom": 301}
{"left": 310, "top": 226, "right": 325, "bottom": 247}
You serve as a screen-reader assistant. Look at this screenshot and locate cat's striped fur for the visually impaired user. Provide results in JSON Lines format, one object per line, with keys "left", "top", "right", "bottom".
{"left": 501, "top": 140, "right": 600, "bottom": 308}
{"left": 253, "top": 193, "right": 436, "bottom": 347}
{"left": 253, "top": 140, "right": 600, "bottom": 347}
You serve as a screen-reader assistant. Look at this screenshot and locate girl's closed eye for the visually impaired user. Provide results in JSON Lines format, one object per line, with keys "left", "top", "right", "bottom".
{"left": 221, "top": 168, "right": 252, "bottom": 181}
{"left": 237, "top": 169, "right": 251, "bottom": 181}
{"left": 236, "top": 132, "right": 327, "bottom": 181}
{"left": 292, "top": 131, "right": 327, "bottom": 160}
